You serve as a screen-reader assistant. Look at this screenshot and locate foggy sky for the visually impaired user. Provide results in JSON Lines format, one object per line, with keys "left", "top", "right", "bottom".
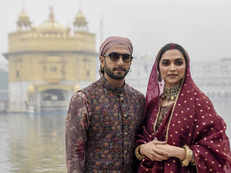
{"left": 1, "top": 0, "right": 231, "bottom": 63}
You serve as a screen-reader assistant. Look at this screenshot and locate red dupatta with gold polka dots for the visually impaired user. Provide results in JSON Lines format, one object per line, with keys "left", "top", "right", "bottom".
{"left": 137, "top": 46, "right": 231, "bottom": 173}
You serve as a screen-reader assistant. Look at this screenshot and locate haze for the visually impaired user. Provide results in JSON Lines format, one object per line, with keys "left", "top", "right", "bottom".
{"left": 1, "top": 0, "right": 231, "bottom": 63}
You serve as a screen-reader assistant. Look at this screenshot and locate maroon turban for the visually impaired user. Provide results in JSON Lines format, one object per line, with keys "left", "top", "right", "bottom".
{"left": 99, "top": 36, "right": 133, "bottom": 56}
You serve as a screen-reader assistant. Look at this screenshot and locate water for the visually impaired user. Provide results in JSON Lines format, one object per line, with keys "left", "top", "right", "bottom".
{"left": 0, "top": 113, "right": 66, "bottom": 173}
{"left": 0, "top": 99, "right": 230, "bottom": 173}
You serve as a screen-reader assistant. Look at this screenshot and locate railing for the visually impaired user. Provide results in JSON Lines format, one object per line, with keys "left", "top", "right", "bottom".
{"left": 40, "top": 101, "right": 68, "bottom": 107}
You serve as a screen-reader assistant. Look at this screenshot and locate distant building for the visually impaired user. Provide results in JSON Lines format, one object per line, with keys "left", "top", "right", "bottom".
{"left": 3, "top": 7, "right": 97, "bottom": 112}
{"left": 127, "top": 55, "right": 231, "bottom": 100}
{"left": 126, "top": 54, "right": 153, "bottom": 94}
{"left": 191, "top": 58, "right": 231, "bottom": 99}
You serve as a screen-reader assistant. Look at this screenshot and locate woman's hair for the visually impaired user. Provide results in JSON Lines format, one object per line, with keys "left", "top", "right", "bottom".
{"left": 156, "top": 43, "right": 188, "bottom": 72}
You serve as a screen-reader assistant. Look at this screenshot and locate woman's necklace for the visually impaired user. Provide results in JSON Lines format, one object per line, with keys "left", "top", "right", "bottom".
{"left": 161, "top": 82, "right": 181, "bottom": 102}
{"left": 154, "top": 81, "right": 182, "bottom": 132}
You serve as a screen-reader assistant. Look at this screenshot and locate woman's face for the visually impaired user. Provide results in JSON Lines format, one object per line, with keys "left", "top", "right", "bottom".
{"left": 159, "top": 49, "right": 186, "bottom": 88}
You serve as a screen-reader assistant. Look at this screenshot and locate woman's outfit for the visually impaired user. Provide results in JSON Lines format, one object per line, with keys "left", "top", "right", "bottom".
{"left": 136, "top": 52, "right": 231, "bottom": 172}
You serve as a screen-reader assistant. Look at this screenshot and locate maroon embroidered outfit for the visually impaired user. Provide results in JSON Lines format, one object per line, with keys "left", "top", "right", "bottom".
{"left": 136, "top": 48, "right": 231, "bottom": 172}
{"left": 66, "top": 77, "right": 145, "bottom": 173}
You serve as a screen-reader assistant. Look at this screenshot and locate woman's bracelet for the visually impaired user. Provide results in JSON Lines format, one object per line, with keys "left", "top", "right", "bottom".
{"left": 181, "top": 145, "right": 193, "bottom": 167}
{"left": 190, "top": 153, "right": 196, "bottom": 166}
{"left": 135, "top": 145, "right": 145, "bottom": 160}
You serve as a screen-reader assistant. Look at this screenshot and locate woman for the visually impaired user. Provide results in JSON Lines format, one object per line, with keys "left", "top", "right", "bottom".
{"left": 135, "top": 43, "right": 231, "bottom": 172}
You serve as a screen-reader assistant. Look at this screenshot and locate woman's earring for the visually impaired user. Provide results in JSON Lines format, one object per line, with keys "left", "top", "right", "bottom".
{"left": 158, "top": 73, "right": 162, "bottom": 81}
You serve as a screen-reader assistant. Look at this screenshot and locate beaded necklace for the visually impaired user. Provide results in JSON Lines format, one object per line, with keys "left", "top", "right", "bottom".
{"left": 161, "top": 81, "right": 181, "bottom": 101}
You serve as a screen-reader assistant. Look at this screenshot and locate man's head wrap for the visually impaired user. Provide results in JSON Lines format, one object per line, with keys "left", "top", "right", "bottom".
{"left": 99, "top": 36, "right": 133, "bottom": 56}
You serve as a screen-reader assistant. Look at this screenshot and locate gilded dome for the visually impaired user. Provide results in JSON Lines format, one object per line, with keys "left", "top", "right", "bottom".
{"left": 37, "top": 21, "right": 67, "bottom": 33}
{"left": 76, "top": 10, "right": 85, "bottom": 18}
{"left": 17, "top": 9, "right": 31, "bottom": 27}
{"left": 73, "top": 10, "right": 88, "bottom": 27}
{"left": 36, "top": 7, "right": 68, "bottom": 34}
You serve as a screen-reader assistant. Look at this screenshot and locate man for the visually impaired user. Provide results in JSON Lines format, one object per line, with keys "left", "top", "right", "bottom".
{"left": 65, "top": 36, "right": 145, "bottom": 173}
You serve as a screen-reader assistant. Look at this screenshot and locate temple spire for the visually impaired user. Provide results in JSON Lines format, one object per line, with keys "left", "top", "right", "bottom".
{"left": 49, "top": 6, "right": 55, "bottom": 23}
{"left": 17, "top": 0, "right": 31, "bottom": 31}
{"left": 73, "top": 0, "right": 88, "bottom": 32}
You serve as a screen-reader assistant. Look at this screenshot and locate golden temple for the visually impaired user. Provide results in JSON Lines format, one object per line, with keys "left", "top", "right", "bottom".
{"left": 3, "top": 7, "right": 97, "bottom": 112}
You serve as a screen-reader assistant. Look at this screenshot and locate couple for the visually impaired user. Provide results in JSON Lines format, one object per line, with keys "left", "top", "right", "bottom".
{"left": 65, "top": 36, "right": 231, "bottom": 173}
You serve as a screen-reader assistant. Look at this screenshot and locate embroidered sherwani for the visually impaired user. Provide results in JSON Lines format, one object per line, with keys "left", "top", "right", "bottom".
{"left": 65, "top": 77, "right": 145, "bottom": 173}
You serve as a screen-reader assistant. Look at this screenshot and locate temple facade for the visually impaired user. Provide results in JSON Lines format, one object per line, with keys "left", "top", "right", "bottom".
{"left": 3, "top": 8, "right": 97, "bottom": 112}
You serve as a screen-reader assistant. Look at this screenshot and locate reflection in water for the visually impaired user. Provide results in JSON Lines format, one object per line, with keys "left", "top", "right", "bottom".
{"left": 0, "top": 113, "right": 66, "bottom": 173}
{"left": 0, "top": 99, "right": 230, "bottom": 173}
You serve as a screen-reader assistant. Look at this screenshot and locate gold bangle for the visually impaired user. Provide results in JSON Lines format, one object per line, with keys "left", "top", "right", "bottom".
{"left": 190, "top": 153, "right": 196, "bottom": 166}
{"left": 135, "top": 145, "right": 145, "bottom": 160}
{"left": 181, "top": 145, "right": 193, "bottom": 167}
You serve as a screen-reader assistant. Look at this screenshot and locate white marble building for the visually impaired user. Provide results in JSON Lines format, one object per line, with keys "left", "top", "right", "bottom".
{"left": 191, "top": 58, "right": 231, "bottom": 99}
{"left": 126, "top": 55, "right": 231, "bottom": 99}
{"left": 126, "top": 54, "right": 153, "bottom": 94}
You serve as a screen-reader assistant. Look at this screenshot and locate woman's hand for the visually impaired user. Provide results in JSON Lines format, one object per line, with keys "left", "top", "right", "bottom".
{"left": 140, "top": 140, "right": 169, "bottom": 161}
{"left": 155, "top": 144, "right": 186, "bottom": 161}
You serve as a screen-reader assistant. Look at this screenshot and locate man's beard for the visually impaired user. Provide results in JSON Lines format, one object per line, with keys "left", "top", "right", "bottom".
{"left": 104, "top": 65, "right": 130, "bottom": 80}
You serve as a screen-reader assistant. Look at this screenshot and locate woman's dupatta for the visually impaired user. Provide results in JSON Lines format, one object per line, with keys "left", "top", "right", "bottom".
{"left": 137, "top": 46, "right": 231, "bottom": 173}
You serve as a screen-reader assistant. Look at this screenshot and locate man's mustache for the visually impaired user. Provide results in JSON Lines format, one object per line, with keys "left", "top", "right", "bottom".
{"left": 112, "top": 67, "right": 127, "bottom": 72}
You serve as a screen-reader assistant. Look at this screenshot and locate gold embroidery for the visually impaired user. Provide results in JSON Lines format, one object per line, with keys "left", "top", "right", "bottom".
{"left": 165, "top": 79, "right": 184, "bottom": 141}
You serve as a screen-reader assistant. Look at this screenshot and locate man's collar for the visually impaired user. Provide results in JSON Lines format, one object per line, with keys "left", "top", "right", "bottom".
{"left": 101, "top": 76, "right": 125, "bottom": 94}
